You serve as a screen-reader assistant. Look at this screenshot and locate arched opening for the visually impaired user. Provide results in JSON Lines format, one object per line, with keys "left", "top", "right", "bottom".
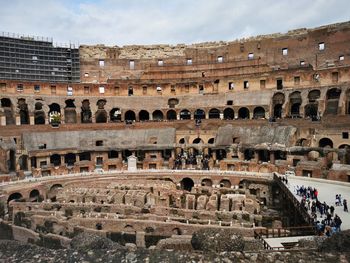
{"left": 152, "top": 110, "right": 164, "bottom": 120}
{"left": 95, "top": 110, "right": 107, "bottom": 123}
{"left": 95, "top": 99, "right": 107, "bottom": 123}
{"left": 238, "top": 107, "right": 250, "bottom": 119}
{"left": 223, "top": 108, "right": 234, "bottom": 120}
{"left": 194, "top": 109, "right": 205, "bottom": 120}
{"left": 346, "top": 89, "right": 350, "bottom": 115}
{"left": 325, "top": 88, "right": 341, "bottom": 115}
{"left": 110, "top": 108, "right": 121, "bottom": 122}
{"left": 305, "top": 90, "right": 320, "bottom": 119}
{"left": 79, "top": 152, "right": 91, "bottom": 161}
{"left": 125, "top": 110, "right": 136, "bottom": 121}
{"left": 7, "top": 192, "right": 23, "bottom": 203}
{"left": 193, "top": 138, "right": 203, "bottom": 144}
{"left": 216, "top": 149, "right": 226, "bottom": 160}
{"left": 9, "top": 150, "right": 15, "bottom": 172}
{"left": 208, "top": 108, "right": 220, "bottom": 119}
{"left": 339, "top": 144, "right": 350, "bottom": 164}
{"left": 180, "top": 109, "right": 191, "bottom": 120}
{"left": 296, "top": 138, "right": 308, "bottom": 147}
{"left": 220, "top": 179, "right": 231, "bottom": 188}
{"left": 319, "top": 138, "right": 333, "bottom": 148}
{"left": 18, "top": 155, "right": 28, "bottom": 171}
{"left": 1, "top": 98, "right": 15, "bottom": 125}
{"left": 201, "top": 178, "right": 213, "bottom": 187}
{"left": 29, "top": 189, "right": 40, "bottom": 202}
{"left": 253, "top": 107, "right": 265, "bottom": 119}
{"left": 108, "top": 150, "right": 118, "bottom": 159}
{"left": 64, "top": 153, "right": 76, "bottom": 166}
{"left": 208, "top": 138, "right": 215, "bottom": 144}
{"left": 139, "top": 110, "right": 150, "bottom": 121}
{"left": 272, "top": 93, "right": 285, "bottom": 118}
{"left": 81, "top": 100, "right": 92, "bottom": 123}
{"left": 64, "top": 99, "right": 77, "bottom": 123}
{"left": 172, "top": 228, "right": 182, "bottom": 235}
{"left": 166, "top": 110, "right": 177, "bottom": 120}
{"left": 34, "top": 102, "right": 45, "bottom": 125}
{"left": 257, "top": 150, "right": 269, "bottom": 162}
{"left": 244, "top": 149, "right": 254, "bottom": 160}
{"left": 289, "top": 91, "right": 302, "bottom": 117}
{"left": 18, "top": 98, "right": 29, "bottom": 125}
{"left": 180, "top": 178, "right": 194, "bottom": 192}
{"left": 48, "top": 103, "right": 61, "bottom": 124}
{"left": 179, "top": 138, "right": 185, "bottom": 144}
{"left": 48, "top": 184, "right": 63, "bottom": 201}
{"left": 50, "top": 154, "right": 61, "bottom": 167}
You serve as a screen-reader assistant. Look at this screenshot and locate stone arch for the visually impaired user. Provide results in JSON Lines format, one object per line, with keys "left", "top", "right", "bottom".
{"left": 194, "top": 109, "right": 205, "bottom": 120}
{"left": 50, "top": 154, "right": 61, "bottom": 167}
{"left": 152, "top": 110, "right": 164, "bottom": 120}
{"left": 64, "top": 99, "right": 77, "bottom": 123}
{"left": 139, "top": 110, "right": 150, "bottom": 121}
{"left": 193, "top": 138, "right": 203, "bottom": 144}
{"left": 180, "top": 109, "right": 191, "bottom": 120}
{"left": 64, "top": 153, "right": 76, "bottom": 166}
{"left": 219, "top": 179, "right": 231, "bottom": 188}
{"left": 201, "top": 178, "right": 213, "bottom": 187}
{"left": 223, "top": 108, "right": 234, "bottom": 120}
{"left": 29, "top": 189, "right": 40, "bottom": 201}
{"left": 1, "top": 98, "right": 15, "bottom": 125}
{"left": 172, "top": 228, "right": 182, "bottom": 235}
{"left": 179, "top": 138, "right": 185, "bottom": 144}
{"left": 7, "top": 192, "right": 23, "bottom": 203}
{"left": 125, "top": 110, "right": 136, "bottom": 121}
{"left": 238, "top": 107, "right": 250, "bottom": 119}
{"left": 289, "top": 91, "right": 302, "bottom": 117}
{"left": 253, "top": 107, "right": 265, "bottom": 119}
{"left": 346, "top": 89, "right": 350, "bottom": 115}
{"left": 34, "top": 102, "right": 45, "bottom": 125}
{"left": 296, "top": 138, "right": 308, "bottom": 147}
{"left": 216, "top": 149, "right": 227, "bottom": 160}
{"left": 180, "top": 177, "right": 194, "bottom": 191}
{"left": 81, "top": 100, "right": 92, "bottom": 123}
{"left": 95, "top": 99, "right": 107, "bottom": 123}
{"left": 166, "top": 110, "right": 177, "bottom": 120}
{"left": 339, "top": 144, "right": 350, "bottom": 164}
{"left": 48, "top": 103, "right": 61, "bottom": 124}
{"left": 272, "top": 92, "right": 285, "bottom": 118}
{"left": 325, "top": 88, "right": 341, "bottom": 115}
{"left": 244, "top": 149, "right": 254, "bottom": 160}
{"left": 319, "top": 138, "right": 333, "bottom": 148}
{"left": 110, "top": 108, "right": 121, "bottom": 122}
{"left": 18, "top": 155, "right": 28, "bottom": 171}
{"left": 48, "top": 184, "right": 63, "bottom": 201}
{"left": 305, "top": 89, "right": 320, "bottom": 119}
{"left": 208, "top": 108, "right": 220, "bottom": 119}
{"left": 208, "top": 138, "right": 215, "bottom": 144}
{"left": 17, "top": 98, "right": 29, "bottom": 125}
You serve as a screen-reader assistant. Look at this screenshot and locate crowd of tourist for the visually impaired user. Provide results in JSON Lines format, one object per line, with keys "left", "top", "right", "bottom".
{"left": 294, "top": 185, "right": 347, "bottom": 236}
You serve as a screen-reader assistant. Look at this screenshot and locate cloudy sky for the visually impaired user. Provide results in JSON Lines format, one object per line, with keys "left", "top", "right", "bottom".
{"left": 0, "top": 0, "right": 349, "bottom": 46}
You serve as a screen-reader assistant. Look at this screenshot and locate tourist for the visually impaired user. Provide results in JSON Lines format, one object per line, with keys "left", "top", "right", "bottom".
{"left": 344, "top": 199, "right": 348, "bottom": 212}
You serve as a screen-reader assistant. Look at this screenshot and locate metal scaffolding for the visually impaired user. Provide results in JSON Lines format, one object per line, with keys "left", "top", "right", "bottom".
{"left": 0, "top": 32, "right": 80, "bottom": 83}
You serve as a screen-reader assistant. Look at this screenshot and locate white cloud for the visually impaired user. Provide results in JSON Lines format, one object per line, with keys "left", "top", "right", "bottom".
{"left": 0, "top": 0, "right": 349, "bottom": 46}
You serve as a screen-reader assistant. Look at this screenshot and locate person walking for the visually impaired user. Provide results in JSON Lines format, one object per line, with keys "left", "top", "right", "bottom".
{"left": 344, "top": 199, "right": 348, "bottom": 212}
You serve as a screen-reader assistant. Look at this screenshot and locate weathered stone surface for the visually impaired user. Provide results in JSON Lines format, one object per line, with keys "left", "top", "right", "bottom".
{"left": 318, "top": 229, "right": 350, "bottom": 252}
{"left": 70, "top": 232, "right": 124, "bottom": 250}
{"left": 191, "top": 228, "right": 245, "bottom": 252}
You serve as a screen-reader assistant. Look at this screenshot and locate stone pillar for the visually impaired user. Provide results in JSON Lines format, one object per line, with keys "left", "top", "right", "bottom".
{"left": 177, "top": 114, "right": 180, "bottom": 120}
{"left": 149, "top": 114, "right": 153, "bottom": 121}
{"left": 254, "top": 151, "right": 259, "bottom": 162}
{"left": 136, "top": 231, "right": 145, "bottom": 248}
{"left": 171, "top": 150, "right": 175, "bottom": 159}
{"left": 29, "top": 114, "right": 35, "bottom": 125}
{"left": 0, "top": 115, "right": 6, "bottom": 126}
{"left": 220, "top": 113, "right": 224, "bottom": 120}
{"left": 61, "top": 155, "right": 65, "bottom": 166}
{"left": 270, "top": 151, "right": 275, "bottom": 164}
{"left": 15, "top": 115, "right": 21, "bottom": 125}
{"left": 205, "top": 112, "right": 209, "bottom": 119}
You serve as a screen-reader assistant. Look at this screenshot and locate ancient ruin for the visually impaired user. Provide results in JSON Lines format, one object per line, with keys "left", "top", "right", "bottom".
{"left": 1, "top": 21, "right": 350, "bottom": 258}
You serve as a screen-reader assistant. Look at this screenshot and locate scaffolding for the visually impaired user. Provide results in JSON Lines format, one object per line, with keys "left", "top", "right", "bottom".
{"left": 0, "top": 32, "right": 80, "bottom": 83}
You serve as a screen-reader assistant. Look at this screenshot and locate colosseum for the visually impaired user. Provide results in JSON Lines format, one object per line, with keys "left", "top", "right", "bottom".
{"left": 0, "top": 21, "right": 350, "bottom": 259}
